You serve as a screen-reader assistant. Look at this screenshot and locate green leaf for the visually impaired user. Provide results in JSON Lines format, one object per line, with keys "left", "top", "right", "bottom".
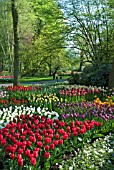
{"left": 92, "top": 134, "right": 104, "bottom": 139}
{"left": 44, "top": 161, "right": 50, "bottom": 169}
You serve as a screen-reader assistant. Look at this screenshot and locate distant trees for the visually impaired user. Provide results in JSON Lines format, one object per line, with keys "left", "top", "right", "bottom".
{"left": 0, "top": 0, "right": 13, "bottom": 73}
{"left": 20, "top": 0, "right": 68, "bottom": 77}
{"left": 59, "top": 0, "right": 114, "bottom": 66}
{"left": 0, "top": 0, "right": 70, "bottom": 85}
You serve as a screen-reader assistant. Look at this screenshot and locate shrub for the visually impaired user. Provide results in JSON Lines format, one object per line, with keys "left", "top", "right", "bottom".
{"left": 68, "top": 73, "right": 81, "bottom": 85}
{"left": 68, "top": 63, "right": 112, "bottom": 87}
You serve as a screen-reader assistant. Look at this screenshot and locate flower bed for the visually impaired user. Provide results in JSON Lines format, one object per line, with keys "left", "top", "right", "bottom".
{"left": 0, "top": 114, "right": 102, "bottom": 169}
{"left": 0, "top": 76, "right": 13, "bottom": 83}
{"left": 0, "top": 85, "right": 114, "bottom": 169}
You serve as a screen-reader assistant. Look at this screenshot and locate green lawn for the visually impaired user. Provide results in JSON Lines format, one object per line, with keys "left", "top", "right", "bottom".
{"left": 0, "top": 75, "right": 71, "bottom": 84}
{"left": 20, "top": 75, "right": 71, "bottom": 83}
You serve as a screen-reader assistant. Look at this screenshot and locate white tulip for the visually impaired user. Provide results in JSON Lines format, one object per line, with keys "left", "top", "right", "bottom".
{"left": 0, "top": 120, "right": 4, "bottom": 124}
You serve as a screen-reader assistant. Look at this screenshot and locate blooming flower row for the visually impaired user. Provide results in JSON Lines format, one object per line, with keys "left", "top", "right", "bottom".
{"left": 0, "top": 105, "right": 59, "bottom": 128}
{"left": 94, "top": 97, "right": 114, "bottom": 107}
{"left": 59, "top": 87, "right": 100, "bottom": 96}
{"left": 5, "top": 85, "right": 42, "bottom": 91}
{"left": 28, "top": 93, "right": 60, "bottom": 103}
{"left": 0, "top": 75, "right": 13, "bottom": 79}
{"left": 0, "top": 114, "right": 102, "bottom": 167}
{"left": 55, "top": 102, "right": 114, "bottom": 122}
{"left": 59, "top": 131, "right": 114, "bottom": 170}
{"left": 0, "top": 98, "right": 28, "bottom": 107}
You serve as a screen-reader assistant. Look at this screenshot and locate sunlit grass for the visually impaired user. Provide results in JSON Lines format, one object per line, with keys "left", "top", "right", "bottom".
{"left": 20, "top": 75, "right": 71, "bottom": 82}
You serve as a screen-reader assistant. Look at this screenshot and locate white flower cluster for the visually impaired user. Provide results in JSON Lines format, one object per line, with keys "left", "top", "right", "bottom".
{"left": 59, "top": 132, "right": 114, "bottom": 170}
{"left": 0, "top": 105, "right": 59, "bottom": 129}
{"left": 0, "top": 90, "right": 7, "bottom": 98}
{"left": 36, "top": 107, "right": 59, "bottom": 120}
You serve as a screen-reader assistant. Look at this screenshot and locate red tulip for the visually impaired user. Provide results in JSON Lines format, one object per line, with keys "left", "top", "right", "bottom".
{"left": 58, "top": 139, "right": 63, "bottom": 145}
{"left": 80, "top": 129, "right": 85, "bottom": 135}
{"left": 10, "top": 153, "right": 15, "bottom": 160}
{"left": 50, "top": 143, "right": 55, "bottom": 150}
{"left": 73, "top": 131, "right": 78, "bottom": 136}
{"left": 66, "top": 126, "right": 70, "bottom": 132}
{"left": 27, "top": 141, "right": 32, "bottom": 147}
{"left": 0, "top": 135, "right": 3, "bottom": 141}
{"left": 55, "top": 133, "right": 59, "bottom": 139}
{"left": 25, "top": 149, "right": 30, "bottom": 157}
{"left": 18, "top": 148, "right": 23, "bottom": 154}
{"left": 37, "top": 141, "right": 43, "bottom": 148}
{"left": 53, "top": 140, "right": 58, "bottom": 146}
{"left": 17, "top": 158, "right": 23, "bottom": 166}
{"left": 33, "top": 151, "right": 39, "bottom": 158}
{"left": 30, "top": 157, "right": 36, "bottom": 165}
{"left": 44, "top": 152, "right": 50, "bottom": 159}
{"left": 44, "top": 137, "right": 51, "bottom": 144}
{"left": 44, "top": 145, "right": 50, "bottom": 151}
{"left": 1, "top": 139, "right": 6, "bottom": 146}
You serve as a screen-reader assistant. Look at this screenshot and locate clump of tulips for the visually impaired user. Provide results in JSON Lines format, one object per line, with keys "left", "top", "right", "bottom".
{"left": 59, "top": 87, "right": 101, "bottom": 102}
{"left": 0, "top": 105, "right": 59, "bottom": 128}
{"left": 94, "top": 97, "right": 114, "bottom": 107}
{"left": 5, "top": 85, "right": 42, "bottom": 92}
{"left": 0, "top": 98, "right": 28, "bottom": 108}
{"left": 0, "top": 114, "right": 102, "bottom": 169}
{"left": 28, "top": 93, "right": 60, "bottom": 109}
{"left": 55, "top": 101, "right": 114, "bottom": 122}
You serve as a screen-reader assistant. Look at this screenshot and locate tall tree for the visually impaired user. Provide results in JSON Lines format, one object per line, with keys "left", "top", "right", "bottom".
{"left": 20, "top": 0, "right": 68, "bottom": 77}
{"left": 11, "top": 0, "right": 19, "bottom": 86}
{"left": 0, "top": 0, "right": 13, "bottom": 73}
{"left": 108, "top": 0, "right": 114, "bottom": 88}
{"left": 59, "top": 0, "right": 114, "bottom": 66}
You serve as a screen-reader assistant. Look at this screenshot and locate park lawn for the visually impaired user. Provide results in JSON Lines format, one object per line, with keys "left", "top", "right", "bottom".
{"left": 0, "top": 75, "right": 71, "bottom": 84}
{"left": 20, "top": 75, "right": 71, "bottom": 83}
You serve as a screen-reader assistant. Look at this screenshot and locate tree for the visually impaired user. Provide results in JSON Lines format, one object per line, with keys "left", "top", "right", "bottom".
{"left": 20, "top": 0, "right": 68, "bottom": 77}
{"left": 0, "top": 0, "right": 13, "bottom": 73}
{"left": 11, "top": 0, "right": 19, "bottom": 86}
{"left": 0, "top": 0, "right": 70, "bottom": 79}
{"left": 59, "top": 0, "right": 114, "bottom": 66}
{"left": 108, "top": 0, "right": 114, "bottom": 88}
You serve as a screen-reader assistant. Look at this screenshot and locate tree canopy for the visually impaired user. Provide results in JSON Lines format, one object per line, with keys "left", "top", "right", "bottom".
{"left": 0, "top": 0, "right": 114, "bottom": 86}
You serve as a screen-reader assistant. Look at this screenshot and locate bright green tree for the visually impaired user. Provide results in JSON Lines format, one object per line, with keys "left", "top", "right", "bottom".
{"left": 0, "top": 0, "right": 13, "bottom": 73}
{"left": 20, "top": 0, "right": 68, "bottom": 78}
{"left": 59, "top": 0, "right": 114, "bottom": 66}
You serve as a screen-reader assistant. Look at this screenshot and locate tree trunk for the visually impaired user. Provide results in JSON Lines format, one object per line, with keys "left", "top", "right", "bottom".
{"left": 48, "top": 55, "right": 52, "bottom": 76}
{"left": 52, "top": 66, "right": 59, "bottom": 79}
{"left": 48, "top": 63, "right": 52, "bottom": 76}
{"left": 11, "top": 0, "right": 19, "bottom": 86}
{"left": 108, "top": 58, "right": 114, "bottom": 89}
{"left": 0, "top": 57, "right": 3, "bottom": 72}
{"left": 78, "top": 53, "right": 83, "bottom": 72}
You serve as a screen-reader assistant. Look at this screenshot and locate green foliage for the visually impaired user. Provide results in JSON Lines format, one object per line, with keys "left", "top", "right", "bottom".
{"left": 59, "top": 0, "right": 114, "bottom": 67}
{"left": 68, "top": 63, "right": 112, "bottom": 87}
{"left": 68, "top": 72, "right": 81, "bottom": 85}
{"left": 20, "top": 0, "right": 69, "bottom": 77}
{"left": 80, "top": 63, "right": 112, "bottom": 87}
{"left": 0, "top": 78, "right": 13, "bottom": 83}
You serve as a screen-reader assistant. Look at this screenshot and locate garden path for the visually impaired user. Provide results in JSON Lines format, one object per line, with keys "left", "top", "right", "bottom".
{"left": 0, "top": 79, "right": 68, "bottom": 87}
